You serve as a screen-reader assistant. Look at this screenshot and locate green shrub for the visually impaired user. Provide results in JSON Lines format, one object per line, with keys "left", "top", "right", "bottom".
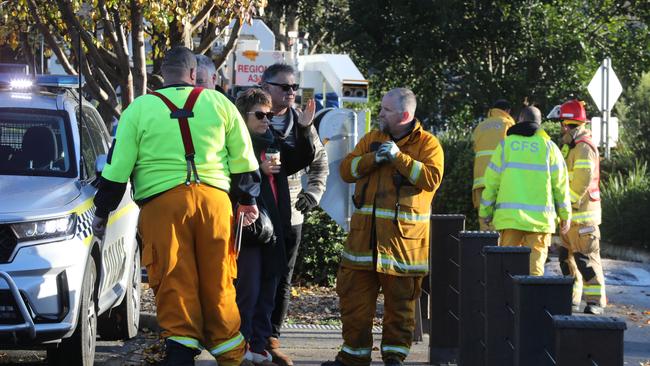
{"left": 615, "top": 72, "right": 650, "bottom": 164}
{"left": 541, "top": 121, "right": 562, "bottom": 144}
{"left": 431, "top": 131, "right": 477, "bottom": 228}
{"left": 294, "top": 208, "right": 346, "bottom": 286}
{"left": 601, "top": 159, "right": 650, "bottom": 250}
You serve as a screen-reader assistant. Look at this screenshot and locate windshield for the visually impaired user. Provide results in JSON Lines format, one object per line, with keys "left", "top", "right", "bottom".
{"left": 0, "top": 109, "right": 76, "bottom": 177}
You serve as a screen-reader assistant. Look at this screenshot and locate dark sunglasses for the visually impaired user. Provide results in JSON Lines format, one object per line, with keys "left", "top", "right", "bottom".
{"left": 248, "top": 111, "right": 275, "bottom": 120}
{"left": 265, "top": 81, "right": 299, "bottom": 92}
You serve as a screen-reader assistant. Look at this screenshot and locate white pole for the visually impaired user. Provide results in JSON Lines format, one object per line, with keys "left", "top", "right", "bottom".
{"left": 604, "top": 57, "right": 611, "bottom": 159}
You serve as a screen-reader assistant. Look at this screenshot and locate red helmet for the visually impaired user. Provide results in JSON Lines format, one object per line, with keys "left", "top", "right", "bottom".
{"left": 559, "top": 99, "right": 587, "bottom": 122}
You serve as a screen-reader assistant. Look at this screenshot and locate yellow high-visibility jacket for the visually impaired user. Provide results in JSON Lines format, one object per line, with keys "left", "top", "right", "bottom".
{"left": 565, "top": 127, "right": 601, "bottom": 225}
{"left": 339, "top": 121, "right": 444, "bottom": 276}
{"left": 472, "top": 109, "right": 515, "bottom": 190}
{"left": 479, "top": 123, "right": 571, "bottom": 233}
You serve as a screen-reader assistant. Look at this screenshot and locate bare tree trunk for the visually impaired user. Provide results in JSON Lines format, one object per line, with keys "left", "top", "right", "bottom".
{"left": 131, "top": 0, "right": 146, "bottom": 97}
{"left": 214, "top": 17, "right": 242, "bottom": 70}
{"left": 26, "top": 0, "right": 76, "bottom": 75}
{"left": 111, "top": 9, "right": 133, "bottom": 107}
{"left": 276, "top": 10, "right": 287, "bottom": 51}
{"left": 195, "top": 21, "right": 219, "bottom": 55}
{"left": 19, "top": 32, "right": 37, "bottom": 76}
{"left": 69, "top": 32, "right": 121, "bottom": 119}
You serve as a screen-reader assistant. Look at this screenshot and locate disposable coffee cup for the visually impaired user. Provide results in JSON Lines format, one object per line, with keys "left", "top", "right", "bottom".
{"left": 266, "top": 149, "right": 281, "bottom": 165}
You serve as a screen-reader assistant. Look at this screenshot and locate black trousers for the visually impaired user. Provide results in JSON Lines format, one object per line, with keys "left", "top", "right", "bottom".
{"left": 271, "top": 224, "right": 302, "bottom": 338}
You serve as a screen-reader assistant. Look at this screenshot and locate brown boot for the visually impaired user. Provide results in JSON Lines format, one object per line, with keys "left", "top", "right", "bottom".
{"left": 267, "top": 337, "right": 293, "bottom": 366}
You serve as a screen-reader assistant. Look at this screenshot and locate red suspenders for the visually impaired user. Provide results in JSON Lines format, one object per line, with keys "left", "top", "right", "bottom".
{"left": 149, "top": 87, "right": 204, "bottom": 185}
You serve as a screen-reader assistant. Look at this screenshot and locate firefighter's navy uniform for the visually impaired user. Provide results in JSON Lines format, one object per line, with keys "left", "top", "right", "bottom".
{"left": 559, "top": 125, "right": 607, "bottom": 309}
{"left": 479, "top": 122, "right": 571, "bottom": 276}
{"left": 94, "top": 85, "right": 259, "bottom": 366}
{"left": 337, "top": 121, "right": 444, "bottom": 365}
{"left": 472, "top": 108, "right": 515, "bottom": 230}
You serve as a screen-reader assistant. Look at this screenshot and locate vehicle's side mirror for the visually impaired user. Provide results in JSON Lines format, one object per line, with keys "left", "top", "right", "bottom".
{"left": 95, "top": 154, "right": 107, "bottom": 177}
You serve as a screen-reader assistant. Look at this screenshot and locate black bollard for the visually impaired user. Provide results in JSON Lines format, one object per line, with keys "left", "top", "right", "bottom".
{"left": 511, "top": 276, "right": 573, "bottom": 366}
{"left": 429, "top": 214, "right": 465, "bottom": 364}
{"left": 483, "top": 246, "right": 530, "bottom": 366}
{"left": 553, "top": 315, "right": 626, "bottom": 366}
{"left": 458, "top": 231, "right": 498, "bottom": 366}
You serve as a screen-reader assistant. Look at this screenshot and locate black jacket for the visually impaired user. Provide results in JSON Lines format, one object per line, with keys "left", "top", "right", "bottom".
{"left": 248, "top": 124, "right": 315, "bottom": 276}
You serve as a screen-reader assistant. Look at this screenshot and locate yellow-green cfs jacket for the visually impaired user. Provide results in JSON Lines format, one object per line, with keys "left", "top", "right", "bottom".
{"left": 339, "top": 121, "right": 444, "bottom": 276}
{"left": 565, "top": 128, "right": 601, "bottom": 226}
{"left": 102, "top": 86, "right": 258, "bottom": 201}
{"left": 472, "top": 108, "right": 515, "bottom": 190}
{"left": 479, "top": 124, "right": 571, "bottom": 233}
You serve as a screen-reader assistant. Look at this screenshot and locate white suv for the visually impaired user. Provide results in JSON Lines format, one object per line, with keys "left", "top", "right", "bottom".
{"left": 0, "top": 70, "right": 141, "bottom": 365}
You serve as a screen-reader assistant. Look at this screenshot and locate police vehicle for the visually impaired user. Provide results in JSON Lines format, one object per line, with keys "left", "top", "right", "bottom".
{"left": 0, "top": 67, "right": 140, "bottom": 365}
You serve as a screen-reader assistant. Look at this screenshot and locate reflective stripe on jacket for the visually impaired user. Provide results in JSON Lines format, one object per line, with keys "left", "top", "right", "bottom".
{"left": 472, "top": 109, "right": 515, "bottom": 190}
{"left": 565, "top": 128, "right": 601, "bottom": 225}
{"left": 339, "top": 121, "right": 444, "bottom": 276}
{"left": 479, "top": 127, "right": 571, "bottom": 233}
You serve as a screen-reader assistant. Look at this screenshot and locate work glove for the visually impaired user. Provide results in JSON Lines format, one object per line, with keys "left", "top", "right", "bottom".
{"left": 295, "top": 191, "right": 318, "bottom": 214}
{"left": 91, "top": 215, "right": 107, "bottom": 240}
{"left": 377, "top": 141, "right": 400, "bottom": 161}
{"left": 375, "top": 151, "right": 390, "bottom": 164}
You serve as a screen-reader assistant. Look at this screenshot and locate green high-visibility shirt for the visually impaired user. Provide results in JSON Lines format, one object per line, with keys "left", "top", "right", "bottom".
{"left": 479, "top": 128, "right": 571, "bottom": 233}
{"left": 102, "top": 86, "right": 258, "bottom": 201}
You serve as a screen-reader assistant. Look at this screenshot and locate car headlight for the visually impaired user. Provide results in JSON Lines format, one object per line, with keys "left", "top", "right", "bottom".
{"left": 10, "top": 214, "right": 77, "bottom": 242}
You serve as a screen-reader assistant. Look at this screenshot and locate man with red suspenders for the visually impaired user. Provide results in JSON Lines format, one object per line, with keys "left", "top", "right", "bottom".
{"left": 92, "top": 46, "right": 260, "bottom": 366}
{"left": 551, "top": 99, "right": 607, "bottom": 315}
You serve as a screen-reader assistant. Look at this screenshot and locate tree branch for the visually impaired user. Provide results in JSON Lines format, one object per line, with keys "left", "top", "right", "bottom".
{"left": 195, "top": 20, "right": 219, "bottom": 55}
{"left": 110, "top": 7, "right": 133, "bottom": 105}
{"left": 310, "top": 31, "right": 329, "bottom": 54}
{"left": 190, "top": 0, "right": 215, "bottom": 33}
{"left": 97, "top": 45, "right": 120, "bottom": 68}
{"left": 71, "top": 32, "right": 121, "bottom": 119}
{"left": 54, "top": 0, "right": 119, "bottom": 81}
{"left": 97, "top": 0, "right": 129, "bottom": 68}
{"left": 26, "top": 0, "right": 76, "bottom": 75}
{"left": 19, "top": 32, "right": 37, "bottom": 75}
{"left": 131, "top": 0, "right": 147, "bottom": 97}
{"left": 213, "top": 17, "right": 242, "bottom": 70}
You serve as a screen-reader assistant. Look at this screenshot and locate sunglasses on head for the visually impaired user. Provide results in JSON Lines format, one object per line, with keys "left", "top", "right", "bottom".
{"left": 265, "top": 81, "right": 300, "bottom": 92}
{"left": 248, "top": 111, "right": 275, "bottom": 120}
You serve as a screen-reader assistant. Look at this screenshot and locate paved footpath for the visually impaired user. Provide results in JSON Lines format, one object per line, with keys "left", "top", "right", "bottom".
{"left": 195, "top": 326, "right": 429, "bottom": 366}
{"left": 4, "top": 257, "right": 646, "bottom": 365}
{"left": 189, "top": 258, "right": 650, "bottom": 366}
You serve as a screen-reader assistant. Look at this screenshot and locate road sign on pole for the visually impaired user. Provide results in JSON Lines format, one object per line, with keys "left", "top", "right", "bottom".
{"left": 587, "top": 57, "right": 623, "bottom": 159}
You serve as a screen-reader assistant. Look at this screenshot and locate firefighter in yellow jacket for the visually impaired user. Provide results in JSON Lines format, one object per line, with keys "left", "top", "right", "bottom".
{"left": 322, "top": 88, "right": 444, "bottom": 366}
{"left": 92, "top": 47, "right": 260, "bottom": 366}
{"left": 472, "top": 100, "right": 515, "bottom": 230}
{"left": 551, "top": 99, "right": 607, "bottom": 315}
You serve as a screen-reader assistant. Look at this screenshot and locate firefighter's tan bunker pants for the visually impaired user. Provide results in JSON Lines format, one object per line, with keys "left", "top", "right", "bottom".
{"left": 139, "top": 184, "right": 244, "bottom": 366}
{"left": 499, "top": 229, "right": 551, "bottom": 276}
{"left": 560, "top": 224, "right": 606, "bottom": 307}
{"left": 335, "top": 267, "right": 423, "bottom": 366}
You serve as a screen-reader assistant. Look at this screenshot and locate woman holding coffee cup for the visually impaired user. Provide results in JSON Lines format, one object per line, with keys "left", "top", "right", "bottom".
{"left": 234, "top": 88, "right": 316, "bottom": 366}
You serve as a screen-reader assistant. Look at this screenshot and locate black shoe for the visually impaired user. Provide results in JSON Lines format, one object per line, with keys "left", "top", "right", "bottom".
{"left": 584, "top": 303, "right": 604, "bottom": 315}
{"left": 161, "top": 339, "right": 201, "bottom": 366}
{"left": 321, "top": 360, "right": 347, "bottom": 366}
